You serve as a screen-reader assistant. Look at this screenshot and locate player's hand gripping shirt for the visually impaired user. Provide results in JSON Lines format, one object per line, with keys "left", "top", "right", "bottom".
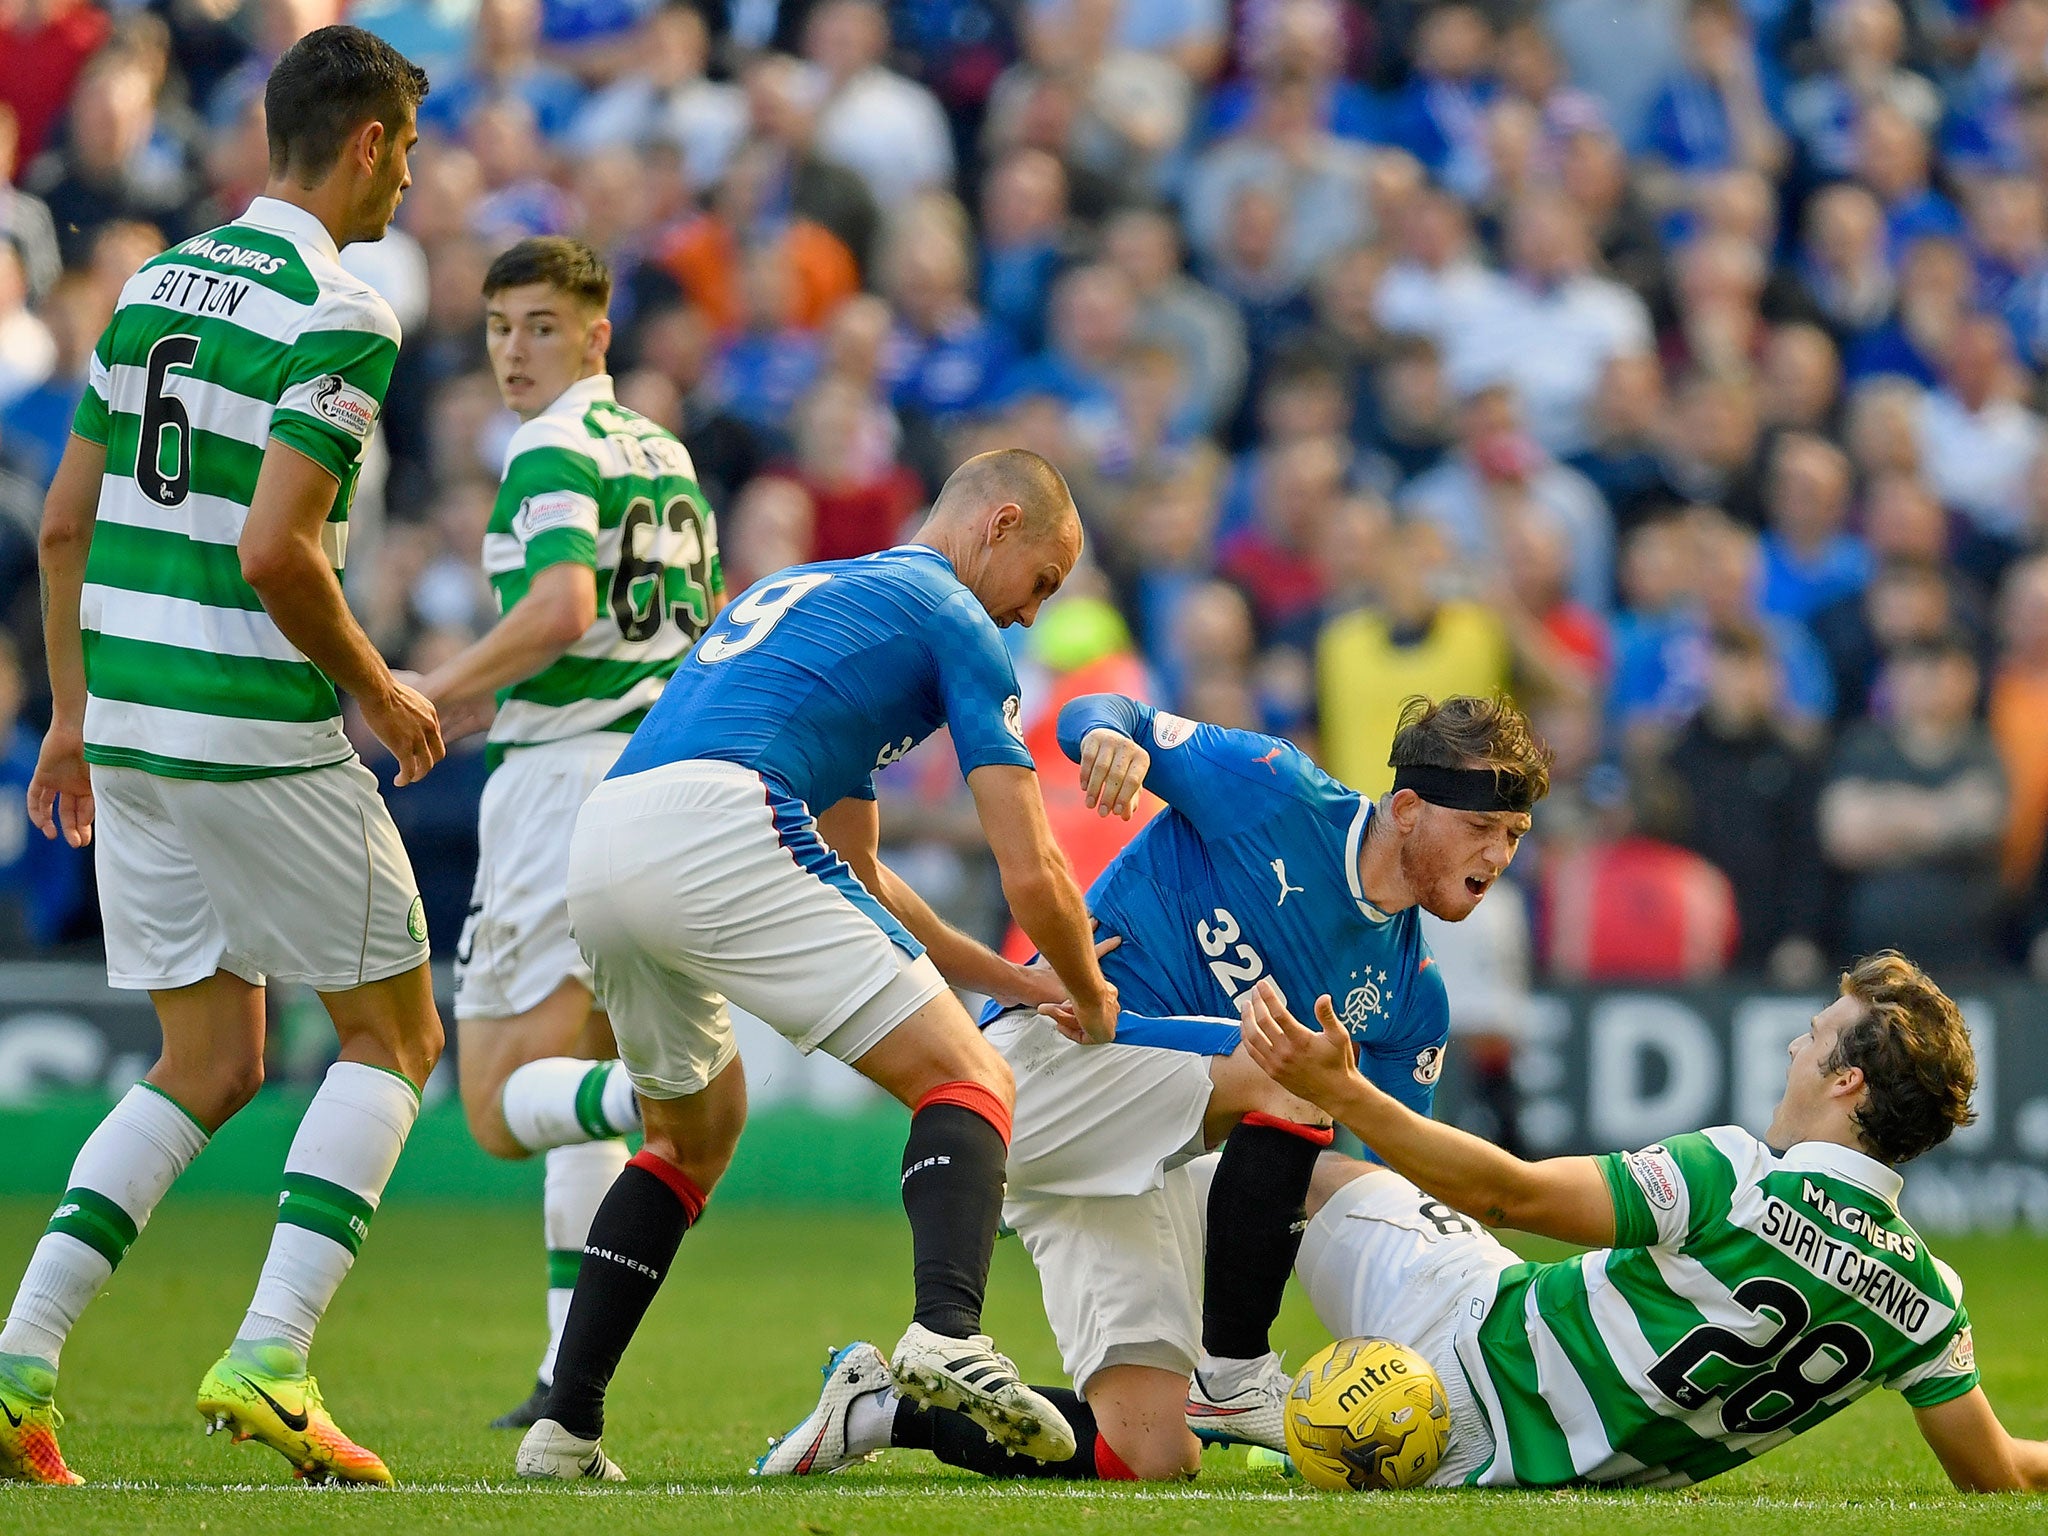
{"left": 608, "top": 544, "right": 1035, "bottom": 810}
{"left": 483, "top": 374, "right": 722, "bottom": 761}
{"left": 1462, "top": 1126, "right": 1979, "bottom": 1488}
{"left": 71, "top": 198, "right": 399, "bottom": 780}
{"left": 1039, "top": 694, "right": 1452, "bottom": 1115}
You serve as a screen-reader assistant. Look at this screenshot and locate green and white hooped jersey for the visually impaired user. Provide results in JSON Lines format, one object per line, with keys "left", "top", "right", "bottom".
{"left": 482, "top": 374, "right": 722, "bottom": 760}
{"left": 72, "top": 197, "right": 399, "bottom": 781}
{"left": 1461, "top": 1128, "right": 1979, "bottom": 1489}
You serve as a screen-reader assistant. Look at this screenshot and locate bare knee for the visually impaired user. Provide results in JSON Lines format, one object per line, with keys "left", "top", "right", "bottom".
{"left": 1100, "top": 1425, "right": 1201, "bottom": 1482}
{"left": 459, "top": 1077, "right": 527, "bottom": 1160}
{"left": 156, "top": 1056, "right": 264, "bottom": 1132}
{"left": 640, "top": 1129, "right": 735, "bottom": 1197}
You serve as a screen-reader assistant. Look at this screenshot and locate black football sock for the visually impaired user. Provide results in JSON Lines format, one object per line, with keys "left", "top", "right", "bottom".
{"left": 1201, "top": 1116, "right": 1331, "bottom": 1362}
{"left": 892, "top": 1387, "right": 1103, "bottom": 1479}
{"left": 900, "top": 1087, "right": 1009, "bottom": 1338}
{"left": 540, "top": 1151, "right": 704, "bottom": 1439}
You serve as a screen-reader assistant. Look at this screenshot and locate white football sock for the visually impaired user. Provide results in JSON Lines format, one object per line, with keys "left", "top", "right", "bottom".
{"left": 845, "top": 1386, "right": 901, "bottom": 1456}
{"left": 1, "top": 1084, "right": 208, "bottom": 1370}
{"left": 537, "top": 1138, "right": 628, "bottom": 1385}
{"left": 500, "top": 1058, "right": 640, "bottom": 1152}
{"left": 235, "top": 1062, "right": 418, "bottom": 1368}
{"left": 1195, "top": 1349, "right": 1280, "bottom": 1399}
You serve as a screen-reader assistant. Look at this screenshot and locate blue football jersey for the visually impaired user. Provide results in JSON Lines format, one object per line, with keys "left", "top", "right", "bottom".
{"left": 610, "top": 545, "right": 1036, "bottom": 809}
{"left": 1038, "top": 694, "right": 1452, "bottom": 1117}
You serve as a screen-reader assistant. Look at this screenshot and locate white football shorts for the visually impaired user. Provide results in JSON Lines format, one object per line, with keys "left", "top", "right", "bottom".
{"left": 983, "top": 1005, "right": 1218, "bottom": 1391}
{"left": 1296, "top": 1166, "right": 1516, "bottom": 1487}
{"left": 454, "top": 732, "right": 624, "bottom": 1020}
{"left": 93, "top": 757, "right": 428, "bottom": 992}
{"left": 566, "top": 758, "right": 947, "bottom": 1100}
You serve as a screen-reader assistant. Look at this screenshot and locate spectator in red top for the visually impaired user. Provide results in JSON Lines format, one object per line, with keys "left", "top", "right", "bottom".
{"left": 1540, "top": 772, "right": 1741, "bottom": 982}
{"left": 784, "top": 376, "right": 924, "bottom": 561}
{"left": 1215, "top": 432, "right": 1341, "bottom": 641}
{"left": 0, "top": 0, "right": 112, "bottom": 166}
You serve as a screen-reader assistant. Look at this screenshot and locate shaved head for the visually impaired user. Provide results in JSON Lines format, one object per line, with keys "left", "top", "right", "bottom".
{"left": 922, "top": 448, "right": 1082, "bottom": 627}
{"left": 931, "top": 448, "right": 1078, "bottom": 538}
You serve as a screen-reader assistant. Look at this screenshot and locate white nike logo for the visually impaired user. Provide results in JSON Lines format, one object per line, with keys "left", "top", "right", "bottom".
{"left": 1271, "top": 859, "right": 1304, "bottom": 905}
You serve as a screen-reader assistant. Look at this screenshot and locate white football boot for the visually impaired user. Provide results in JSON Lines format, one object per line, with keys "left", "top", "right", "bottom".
{"left": 1185, "top": 1352, "right": 1292, "bottom": 1451}
{"left": 515, "top": 1417, "right": 627, "bottom": 1481}
{"left": 754, "top": 1342, "right": 891, "bottom": 1476}
{"left": 889, "top": 1322, "right": 1077, "bottom": 1462}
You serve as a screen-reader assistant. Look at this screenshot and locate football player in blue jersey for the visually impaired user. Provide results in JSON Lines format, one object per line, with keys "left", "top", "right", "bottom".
{"left": 515, "top": 449, "right": 1121, "bottom": 1482}
{"left": 757, "top": 693, "right": 1550, "bottom": 1482}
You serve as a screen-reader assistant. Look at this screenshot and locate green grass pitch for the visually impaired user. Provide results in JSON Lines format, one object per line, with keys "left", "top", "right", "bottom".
{"left": 0, "top": 1194, "right": 2043, "bottom": 1535}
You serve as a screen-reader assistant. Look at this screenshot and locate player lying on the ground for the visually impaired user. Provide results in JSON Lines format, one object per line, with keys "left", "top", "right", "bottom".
{"left": 756, "top": 693, "right": 1548, "bottom": 1482}
{"left": 1240, "top": 956, "right": 2048, "bottom": 1491}
{"left": 406, "top": 235, "right": 726, "bottom": 1430}
{"left": 2, "top": 29, "right": 443, "bottom": 1488}
{"left": 516, "top": 449, "right": 1121, "bottom": 1482}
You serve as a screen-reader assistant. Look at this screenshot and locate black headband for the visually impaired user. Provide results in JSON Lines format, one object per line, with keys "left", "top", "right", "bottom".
{"left": 1391, "top": 764, "right": 1528, "bottom": 814}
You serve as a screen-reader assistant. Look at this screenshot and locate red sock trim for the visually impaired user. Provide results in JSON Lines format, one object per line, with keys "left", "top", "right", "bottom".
{"left": 1241, "top": 1111, "right": 1334, "bottom": 1146}
{"left": 1094, "top": 1435, "right": 1139, "bottom": 1481}
{"left": 913, "top": 1080, "right": 1012, "bottom": 1147}
{"left": 627, "top": 1149, "right": 707, "bottom": 1222}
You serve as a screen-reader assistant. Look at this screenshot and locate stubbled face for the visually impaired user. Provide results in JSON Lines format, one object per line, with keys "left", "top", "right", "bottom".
{"left": 1767, "top": 994, "right": 1866, "bottom": 1149}
{"left": 1396, "top": 797, "right": 1531, "bottom": 920}
{"left": 353, "top": 111, "right": 418, "bottom": 243}
{"left": 964, "top": 510, "right": 1081, "bottom": 628}
{"left": 486, "top": 283, "right": 605, "bottom": 418}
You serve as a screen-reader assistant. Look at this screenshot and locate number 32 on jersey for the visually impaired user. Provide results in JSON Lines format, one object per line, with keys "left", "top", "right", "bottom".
{"left": 1195, "top": 907, "right": 1281, "bottom": 1008}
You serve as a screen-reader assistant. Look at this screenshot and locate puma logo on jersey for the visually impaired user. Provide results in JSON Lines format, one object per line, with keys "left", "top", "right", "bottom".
{"left": 1252, "top": 746, "right": 1285, "bottom": 773}
{"left": 1271, "top": 858, "right": 1304, "bottom": 905}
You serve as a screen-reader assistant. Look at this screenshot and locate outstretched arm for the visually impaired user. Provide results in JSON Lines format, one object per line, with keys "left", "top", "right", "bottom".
{"left": 1914, "top": 1388, "right": 2048, "bottom": 1492}
{"left": 818, "top": 793, "right": 1109, "bottom": 1009}
{"left": 1238, "top": 979, "right": 1616, "bottom": 1247}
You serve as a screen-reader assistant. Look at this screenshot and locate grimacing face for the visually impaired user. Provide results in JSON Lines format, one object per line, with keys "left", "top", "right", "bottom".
{"left": 1396, "top": 797, "right": 1531, "bottom": 921}
{"left": 487, "top": 282, "right": 608, "bottom": 418}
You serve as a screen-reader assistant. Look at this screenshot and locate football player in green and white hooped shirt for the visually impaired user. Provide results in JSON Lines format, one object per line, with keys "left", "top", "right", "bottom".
{"left": 1241, "top": 950, "right": 2048, "bottom": 1493}
{"left": 2, "top": 28, "right": 446, "bottom": 1488}
{"left": 412, "top": 236, "right": 725, "bottom": 1429}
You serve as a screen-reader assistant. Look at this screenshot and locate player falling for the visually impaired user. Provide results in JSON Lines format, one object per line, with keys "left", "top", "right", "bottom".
{"left": 2, "top": 28, "right": 439, "bottom": 1486}
{"left": 1245, "top": 953, "right": 2048, "bottom": 1490}
{"left": 404, "top": 236, "right": 724, "bottom": 1428}
{"left": 515, "top": 449, "right": 1120, "bottom": 1481}
{"left": 760, "top": 693, "right": 1547, "bottom": 1480}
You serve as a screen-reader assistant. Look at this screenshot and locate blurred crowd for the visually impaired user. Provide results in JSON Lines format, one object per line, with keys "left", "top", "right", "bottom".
{"left": 8, "top": 0, "right": 2048, "bottom": 995}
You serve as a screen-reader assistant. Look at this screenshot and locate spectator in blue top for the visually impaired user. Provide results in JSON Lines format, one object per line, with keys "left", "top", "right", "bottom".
{"left": 1941, "top": 0, "right": 2048, "bottom": 177}
{"left": 979, "top": 147, "right": 1071, "bottom": 351}
{"left": 710, "top": 245, "right": 826, "bottom": 437}
{"left": 1759, "top": 432, "right": 1872, "bottom": 621}
{"left": 880, "top": 196, "right": 1018, "bottom": 427}
{"left": 1970, "top": 175, "right": 2048, "bottom": 368}
{"left": 1383, "top": 3, "right": 1499, "bottom": 200}
{"left": 0, "top": 633, "right": 84, "bottom": 952}
{"left": 999, "top": 263, "right": 1135, "bottom": 448}
{"left": 1640, "top": 0, "right": 1785, "bottom": 190}
{"left": 418, "top": 0, "right": 586, "bottom": 142}
{"left": 1200, "top": 0, "right": 1375, "bottom": 144}
{"left": 1613, "top": 509, "right": 1836, "bottom": 752}
{"left": 1845, "top": 234, "right": 1969, "bottom": 385}
{"left": 1783, "top": 0, "right": 1939, "bottom": 182}
{"left": 1858, "top": 100, "right": 1964, "bottom": 258}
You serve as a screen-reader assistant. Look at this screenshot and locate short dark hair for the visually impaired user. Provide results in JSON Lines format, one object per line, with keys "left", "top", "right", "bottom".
{"left": 1387, "top": 694, "right": 1552, "bottom": 813}
{"left": 482, "top": 236, "right": 613, "bottom": 312}
{"left": 1829, "top": 952, "right": 1977, "bottom": 1165}
{"left": 265, "top": 26, "right": 428, "bottom": 182}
